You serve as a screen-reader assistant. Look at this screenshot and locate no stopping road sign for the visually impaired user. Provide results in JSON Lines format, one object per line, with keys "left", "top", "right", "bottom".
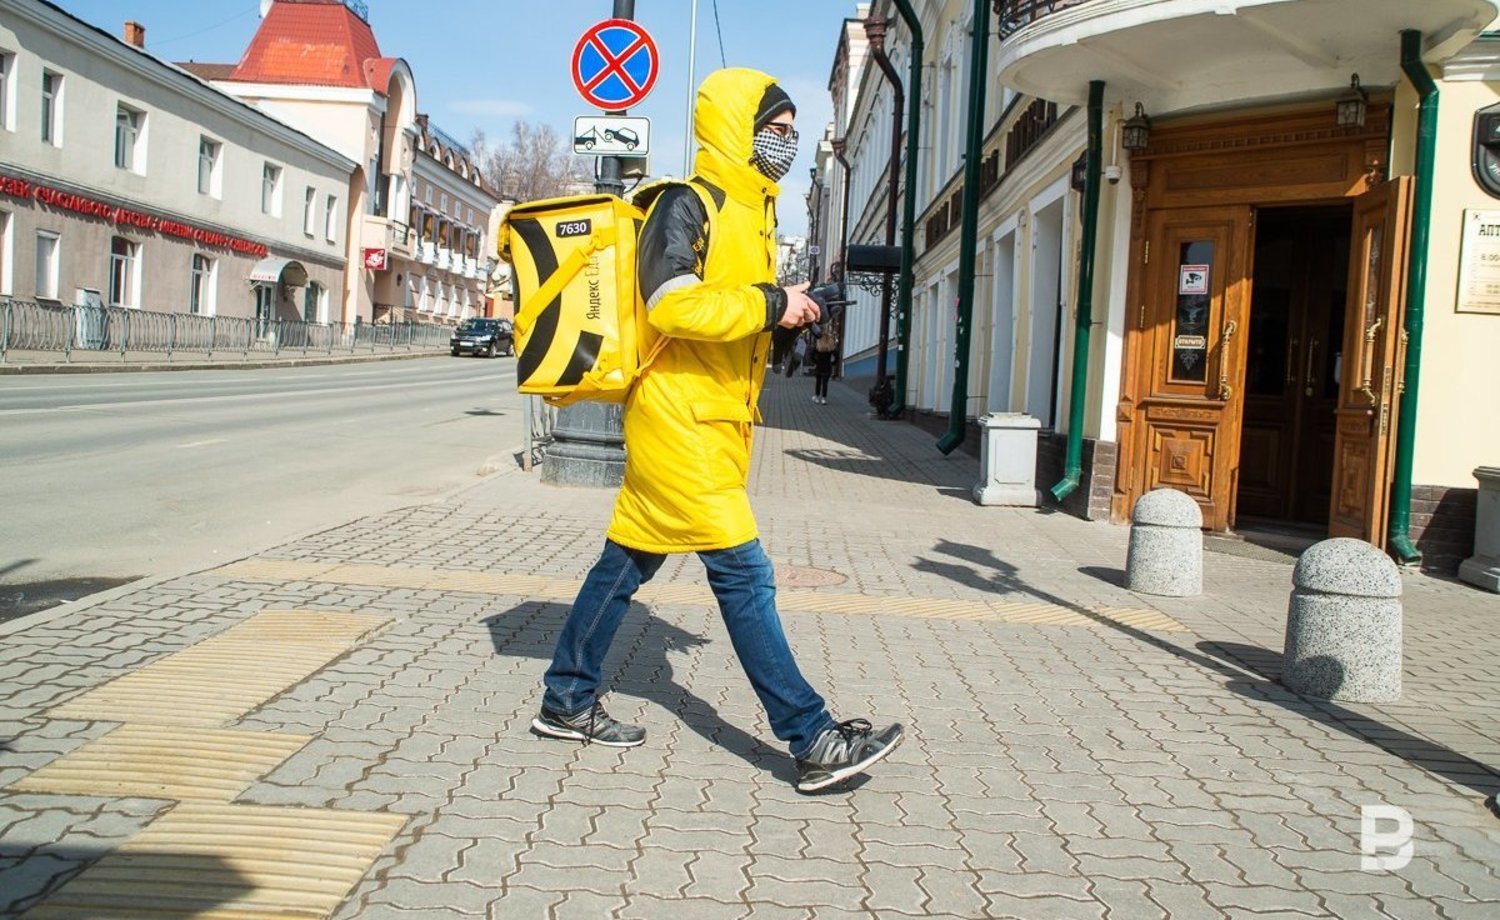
{"left": 572, "top": 19, "right": 659, "bottom": 111}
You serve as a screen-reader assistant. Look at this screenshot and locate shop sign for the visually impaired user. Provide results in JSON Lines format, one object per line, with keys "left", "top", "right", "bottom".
{"left": 362, "top": 248, "right": 389, "bottom": 270}
{"left": 0, "top": 172, "right": 269, "bottom": 258}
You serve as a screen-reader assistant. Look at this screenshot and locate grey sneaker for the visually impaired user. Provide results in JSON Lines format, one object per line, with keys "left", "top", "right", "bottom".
{"left": 795, "top": 719, "right": 903, "bottom": 793}
{"left": 531, "top": 703, "right": 645, "bottom": 748}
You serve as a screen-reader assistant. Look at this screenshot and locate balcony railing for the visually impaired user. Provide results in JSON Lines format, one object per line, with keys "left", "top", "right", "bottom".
{"left": 995, "top": 0, "right": 1095, "bottom": 38}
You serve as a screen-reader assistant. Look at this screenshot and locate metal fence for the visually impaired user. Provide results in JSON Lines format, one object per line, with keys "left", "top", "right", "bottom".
{"left": 0, "top": 299, "right": 454, "bottom": 363}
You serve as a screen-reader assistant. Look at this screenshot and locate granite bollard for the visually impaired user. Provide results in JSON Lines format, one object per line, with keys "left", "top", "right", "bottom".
{"left": 1283, "top": 538, "right": 1403, "bottom": 703}
{"left": 1126, "top": 488, "right": 1202, "bottom": 597}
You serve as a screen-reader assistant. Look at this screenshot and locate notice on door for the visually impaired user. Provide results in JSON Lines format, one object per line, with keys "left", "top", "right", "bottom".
{"left": 1457, "top": 209, "right": 1500, "bottom": 315}
{"left": 1179, "top": 264, "right": 1210, "bottom": 295}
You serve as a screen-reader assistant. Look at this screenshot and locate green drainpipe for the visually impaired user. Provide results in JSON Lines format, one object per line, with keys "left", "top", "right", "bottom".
{"left": 1049, "top": 80, "right": 1105, "bottom": 501}
{"left": 1388, "top": 29, "right": 1437, "bottom": 563}
{"left": 888, "top": 0, "right": 923, "bottom": 417}
{"left": 936, "top": 0, "right": 990, "bottom": 454}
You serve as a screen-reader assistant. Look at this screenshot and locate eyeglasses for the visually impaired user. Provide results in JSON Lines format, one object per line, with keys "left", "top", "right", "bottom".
{"left": 762, "top": 123, "right": 798, "bottom": 142}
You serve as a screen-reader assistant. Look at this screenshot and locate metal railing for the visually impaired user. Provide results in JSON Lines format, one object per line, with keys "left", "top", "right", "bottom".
{"left": 995, "top": 0, "right": 1096, "bottom": 38}
{"left": 0, "top": 299, "right": 455, "bottom": 364}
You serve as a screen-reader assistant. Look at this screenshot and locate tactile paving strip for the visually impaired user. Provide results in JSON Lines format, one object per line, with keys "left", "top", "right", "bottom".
{"left": 10, "top": 725, "right": 312, "bottom": 802}
{"left": 49, "top": 609, "right": 391, "bottom": 726}
{"left": 21, "top": 803, "right": 407, "bottom": 919}
{"left": 214, "top": 560, "right": 1185, "bottom": 632}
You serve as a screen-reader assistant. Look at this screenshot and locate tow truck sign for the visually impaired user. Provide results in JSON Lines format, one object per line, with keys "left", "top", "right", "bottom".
{"left": 572, "top": 116, "right": 651, "bottom": 157}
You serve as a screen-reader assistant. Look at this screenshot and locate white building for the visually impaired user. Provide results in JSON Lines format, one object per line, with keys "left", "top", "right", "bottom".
{"left": 820, "top": 0, "right": 1500, "bottom": 573}
{"left": 0, "top": 0, "right": 353, "bottom": 326}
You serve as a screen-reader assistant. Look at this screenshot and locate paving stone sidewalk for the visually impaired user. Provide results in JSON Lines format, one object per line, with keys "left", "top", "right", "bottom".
{"left": 1, "top": 372, "right": 1497, "bottom": 919}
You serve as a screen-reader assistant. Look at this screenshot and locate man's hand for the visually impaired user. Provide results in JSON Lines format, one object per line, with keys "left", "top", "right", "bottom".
{"left": 778, "top": 282, "right": 820, "bottom": 328}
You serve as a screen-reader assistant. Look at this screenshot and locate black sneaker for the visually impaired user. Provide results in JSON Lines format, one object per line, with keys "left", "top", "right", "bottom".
{"left": 530, "top": 703, "right": 646, "bottom": 747}
{"left": 795, "top": 719, "right": 904, "bottom": 793}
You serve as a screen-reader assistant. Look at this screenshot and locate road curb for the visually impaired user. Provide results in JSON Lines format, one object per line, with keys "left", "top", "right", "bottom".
{"left": 0, "top": 351, "right": 449, "bottom": 374}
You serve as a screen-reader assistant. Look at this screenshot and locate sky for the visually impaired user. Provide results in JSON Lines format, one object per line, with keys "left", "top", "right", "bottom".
{"left": 53, "top": 0, "right": 864, "bottom": 236}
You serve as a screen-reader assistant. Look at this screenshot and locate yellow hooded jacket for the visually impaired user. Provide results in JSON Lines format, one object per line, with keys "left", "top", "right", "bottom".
{"left": 606, "top": 68, "right": 786, "bottom": 552}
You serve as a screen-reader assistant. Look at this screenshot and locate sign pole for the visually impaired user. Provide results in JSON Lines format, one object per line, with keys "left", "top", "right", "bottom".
{"left": 544, "top": 0, "right": 638, "bottom": 489}
{"left": 594, "top": 0, "right": 636, "bottom": 197}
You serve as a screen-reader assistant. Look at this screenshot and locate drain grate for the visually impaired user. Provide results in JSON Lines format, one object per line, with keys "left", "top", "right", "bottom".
{"left": 22, "top": 803, "right": 406, "bottom": 919}
{"left": 11, "top": 725, "right": 311, "bottom": 802}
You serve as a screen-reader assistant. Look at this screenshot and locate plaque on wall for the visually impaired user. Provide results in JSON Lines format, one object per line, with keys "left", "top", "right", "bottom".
{"left": 1457, "top": 209, "right": 1500, "bottom": 315}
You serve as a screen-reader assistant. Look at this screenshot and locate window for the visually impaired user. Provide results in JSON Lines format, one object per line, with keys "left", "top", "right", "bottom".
{"left": 0, "top": 211, "right": 11, "bottom": 295}
{"left": 304, "top": 281, "right": 323, "bottom": 323}
{"left": 114, "top": 104, "right": 144, "bottom": 172}
{"left": 189, "top": 254, "right": 215, "bottom": 315}
{"left": 0, "top": 51, "right": 14, "bottom": 132}
{"left": 198, "top": 137, "right": 221, "bottom": 197}
{"left": 40, "top": 69, "right": 61, "bottom": 145}
{"left": 35, "top": 231, "right": 59, "bottom": 300}
{"left": 324, "top": 195, "right": 337, "bottom": 242}
{"left": 303, "top": 186, "right": 316, "bottom": 236}
{"left": 108, "top": 236, "right": 139, "bottom": 307}
{"left": 261, "top": 163, "right": 282, "bottom": 216}
{"left": 440, "top": 192, "right": 448, "bottom": 213}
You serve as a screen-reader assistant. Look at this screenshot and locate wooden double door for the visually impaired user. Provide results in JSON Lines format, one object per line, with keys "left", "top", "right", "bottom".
{"left": 1123, "top": 178, "right": 1411, "bottom": 541}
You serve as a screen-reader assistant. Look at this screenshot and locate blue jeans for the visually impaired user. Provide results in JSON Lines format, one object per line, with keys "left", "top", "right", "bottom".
{"left": 542, "top": 538, "right": 835, "bottom": 758}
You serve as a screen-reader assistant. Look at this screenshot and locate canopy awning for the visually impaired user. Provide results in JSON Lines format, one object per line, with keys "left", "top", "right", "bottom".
{"left": 248, "top": 257, "right": 307, "bottom": 286}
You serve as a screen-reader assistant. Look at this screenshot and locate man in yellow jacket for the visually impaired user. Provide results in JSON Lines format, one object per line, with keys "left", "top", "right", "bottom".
{"left": 532, "top": 68, "right": 902, "bottom": 793}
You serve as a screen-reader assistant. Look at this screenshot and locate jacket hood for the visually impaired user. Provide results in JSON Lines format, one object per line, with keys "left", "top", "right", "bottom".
{"left": 693, "top": 67, "right": 783, "bottom": 205}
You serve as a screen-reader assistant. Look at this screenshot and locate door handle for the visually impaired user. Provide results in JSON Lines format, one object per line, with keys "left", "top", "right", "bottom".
{"left": 1286, "top": 337, "right": 1299, "bottom": 387}
{"left": 1217, "top": 318, "right": 1238, "bottom": 401}
{"left": 1305, "top": 338, "right": 1318, "bottom": 395}
{"left": 1359, "top": 317, "right": 1383, "bottom": 404}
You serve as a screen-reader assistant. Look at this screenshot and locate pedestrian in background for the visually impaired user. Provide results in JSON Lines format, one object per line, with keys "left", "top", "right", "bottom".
{"left": 786, "top": 329, "right": 807, "bottom": 378}
{"left": 811, "top": 322, "right": 836, "bottom": 404}
{"left": 531, "top": 68, "right": 903, "bottom": 794}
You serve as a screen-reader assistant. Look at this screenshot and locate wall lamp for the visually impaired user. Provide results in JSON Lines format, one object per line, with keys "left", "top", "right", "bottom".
{"left": 1122, "top": 102, "right": 1151, "bottom": 152}
{"left": 1337, "top": 73, "right": 1368, "bottom": 129}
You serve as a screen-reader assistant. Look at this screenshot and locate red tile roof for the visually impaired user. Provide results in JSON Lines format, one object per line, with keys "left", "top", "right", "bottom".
{"left": 230, "top": 0, "right": 384, "bottom": 90}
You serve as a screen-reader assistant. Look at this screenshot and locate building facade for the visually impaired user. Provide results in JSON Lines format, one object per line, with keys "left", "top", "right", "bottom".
{"left": 0, "top": 0, "right": 352, "bottom": 327}
{"left": 405, "top": 117, "right": 502, "bottom": 323}
{"left": 186, "top": 0, "right": 501, "bottom": 326}
{"left": 818, "top": 0, "right": 1500, "bottom": 573}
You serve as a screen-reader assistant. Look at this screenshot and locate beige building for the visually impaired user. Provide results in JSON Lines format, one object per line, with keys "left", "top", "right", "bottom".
{"left": 0, "top": 0, "right": 351, "bottom": 326}
{"left": 819, "top": 0, "right": 1500, "bottom": 573}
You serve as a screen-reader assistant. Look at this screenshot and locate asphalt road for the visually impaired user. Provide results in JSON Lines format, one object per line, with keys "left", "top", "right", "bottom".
{"left": 0, "top": 356, "right": 523, "bottom": 613}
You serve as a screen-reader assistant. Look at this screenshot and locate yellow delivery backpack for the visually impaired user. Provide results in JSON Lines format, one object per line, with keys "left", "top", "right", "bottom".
{"left": 498, "top": 182, "right": 713, "bottom": 406}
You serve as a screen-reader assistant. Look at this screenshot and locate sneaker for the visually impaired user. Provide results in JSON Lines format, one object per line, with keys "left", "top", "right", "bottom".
{"left": 795, "top": 719, "right": 903, "bottom": 793}
{"left": 531, "top": 703, "right": 645, "bottom": 747}
{"left": 812, "top": 395, "right": 820, "bottom": 403}
{"left": 820, "top": 397, "right": 828, "bottom": 404}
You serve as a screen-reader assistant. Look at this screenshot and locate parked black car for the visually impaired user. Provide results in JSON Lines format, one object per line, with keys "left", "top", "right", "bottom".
{"left": 450, "top": 318, "right": 514, "bottom": 358}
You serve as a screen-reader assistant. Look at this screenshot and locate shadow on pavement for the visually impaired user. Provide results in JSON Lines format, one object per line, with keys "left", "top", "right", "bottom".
{"left": 0, "top": 843, "right": 253, "bottom": 916}
{"left": 918, "top": 540, "right": 1500, "bottom": 799}
{"left": 484, "top": 602, "right": 797, "bottom": 785}
{"left": 1078, "top": 564, "right": 1128, "bottom": 588}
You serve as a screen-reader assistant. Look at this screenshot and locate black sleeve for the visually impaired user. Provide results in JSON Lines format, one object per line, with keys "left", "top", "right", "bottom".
{"left": 638, "top": 186, "right": 709, "bottom": 310}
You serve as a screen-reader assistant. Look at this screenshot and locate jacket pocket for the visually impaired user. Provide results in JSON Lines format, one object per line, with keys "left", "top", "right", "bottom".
{"left": 690, "top": 400, "right": 753, "bottom": 490}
